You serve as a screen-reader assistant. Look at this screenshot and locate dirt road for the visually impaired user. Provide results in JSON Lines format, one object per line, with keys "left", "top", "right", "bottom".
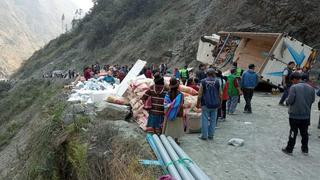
{"left": 181, "top": 93, "right": 320, "bottom": 180}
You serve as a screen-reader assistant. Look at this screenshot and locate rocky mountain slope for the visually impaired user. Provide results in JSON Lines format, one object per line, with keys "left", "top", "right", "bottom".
{"left": 14, "top": 0, "right": 320, "bottom": 81}
{"left": 0, "top": 0, "right": 80, "bottom": 79}
{"left": 1, "top": 0, "right": 320, "bottom": 179}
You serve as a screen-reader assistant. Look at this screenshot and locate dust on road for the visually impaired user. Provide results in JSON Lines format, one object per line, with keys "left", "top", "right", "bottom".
{"left": 181, "top": 93, "right": 320, "bottom": 180}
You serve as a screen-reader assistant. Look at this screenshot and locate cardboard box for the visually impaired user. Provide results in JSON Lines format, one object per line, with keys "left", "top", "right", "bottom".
{"left": 186, "top": 112, "right": 201, "bottom": 133}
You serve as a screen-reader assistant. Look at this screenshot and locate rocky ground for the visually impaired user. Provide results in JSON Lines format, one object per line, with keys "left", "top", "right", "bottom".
{"left": 181, "top": 93, "right": 320, "bottom": 180}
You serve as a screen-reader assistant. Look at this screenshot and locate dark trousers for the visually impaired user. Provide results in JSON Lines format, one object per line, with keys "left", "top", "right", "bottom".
{"left": 216, "top": 101, "right": 227, "bottom": 125}
{"left": 221, "top": 100, "right": 227, "bottom": 118}
{"left": 243, "top": 88, "right": 254, "bottom": 112}
{"left": 279, "top": 86, "right": 290, "bottom": 104}
{"left": 181, "top": 78, "right": 187, "bottom": 85}
{"left": 285, "top": 118, "right": 309, "bottom": 152}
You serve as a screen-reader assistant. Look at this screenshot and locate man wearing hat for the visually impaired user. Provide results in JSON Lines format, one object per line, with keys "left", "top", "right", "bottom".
{"left": 241, "top": 64, "right": 259, "bottom": 113}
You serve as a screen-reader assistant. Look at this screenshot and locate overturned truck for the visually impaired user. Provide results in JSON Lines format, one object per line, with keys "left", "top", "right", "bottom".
{"left": 197, "top": 31, "right": 318, "bottom": 87}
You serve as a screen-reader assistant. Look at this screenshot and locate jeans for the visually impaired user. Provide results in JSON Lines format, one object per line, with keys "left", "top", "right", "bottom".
{"left": 243, "top": 88, "right": 254, "bottom": 112}
{"left": 279, "top": 86, "right": 290, "bottom": 104}
{"left": 227, "top": 96, "right": 239, "bottom": 113}
{"left": 285, "top": 118, "right": 309, "bottom": 153}
{"left": 201, "top": 106, "right": 218, "bottom": 139}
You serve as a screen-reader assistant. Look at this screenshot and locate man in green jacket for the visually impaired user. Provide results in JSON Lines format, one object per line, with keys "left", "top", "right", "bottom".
{"left": 227, "top": 68, "right": 242, "bottom": 114}
{"left": 180, "top": 65, "right": 189, "bottom": 85}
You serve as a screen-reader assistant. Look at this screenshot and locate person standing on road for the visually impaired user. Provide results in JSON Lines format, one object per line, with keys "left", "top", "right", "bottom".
{"left": 221, "top": 76, "right": 229, "bottom": 121}
{"left": 227, "top": 68, "right": 242, "bottom": 114}
{"left": 145, "top": 67, "right": 153, "bottom": 79}
{"left": 142, "top": 74, "right": 166, "bottom": 134}
{"left": 196, "top": 64, "right": 207, "bottom": 82}
{"left": 282, "top": 72, "right": 315, "bottom": 155}
{"left": 103, "top": 70, "right": 115, "bottom": 85}
{"left": 233, "top": 61, "right": 244, "bottom": 103}
{"left": 216, "top": 70, "right": 225, "bottom": 126}
{"left": 174, "top": 68, "right": 180, "bottom": 80}
{"left": 180, "top": 65, "right": 189, "bottom": 85}
{"left": 241, "top": 64, "right": 259, "bottom": 113}
{"left": 196, "top": 68, "right": 221, "bottom": 140}
{"left": 163, "top": 78, "right": 185, "bottom": 144}
{"left": 279, "top": 61, "right": 295, "bottom": 106}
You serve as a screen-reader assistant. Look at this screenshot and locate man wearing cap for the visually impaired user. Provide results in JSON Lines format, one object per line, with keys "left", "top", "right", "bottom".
{"left": 196, "top": 68, "right": 221, "bottom": 140}
{"left": 241, "top": 64, "right": 259, "bottom": 113}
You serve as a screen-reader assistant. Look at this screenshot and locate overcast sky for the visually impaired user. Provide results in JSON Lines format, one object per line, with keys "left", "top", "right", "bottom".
{"left": 71, "top": 0, "right": 93, "bottom": 12}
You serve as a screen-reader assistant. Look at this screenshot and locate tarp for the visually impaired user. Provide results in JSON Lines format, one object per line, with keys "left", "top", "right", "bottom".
{"left": 116, "top": 59, "right": 147, "bottom": 97}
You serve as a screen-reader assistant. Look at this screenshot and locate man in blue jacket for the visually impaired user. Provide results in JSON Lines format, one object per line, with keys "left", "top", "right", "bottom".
{"left": 282, "top": 72, "right": 315, "bottom": 155}
{"left": 241, "top": 64, "right": 259, "bottom": 113}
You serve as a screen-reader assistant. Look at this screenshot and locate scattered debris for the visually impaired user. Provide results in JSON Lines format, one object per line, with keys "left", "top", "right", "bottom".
{"left": 228, "top": 138, "right": 244, "bottom": 147}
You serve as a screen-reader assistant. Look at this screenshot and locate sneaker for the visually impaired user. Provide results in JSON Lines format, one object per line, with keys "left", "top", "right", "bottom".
{"left": 279, "top": 103, "right": 285, "bottom": 106}
{"left": 282, "top": 148, "right": 293, "bottom": 155}
{"left": 208, "top": 136, "right": 214, "bottom": 140}
{"left": 198, "top": 136, "right": 207, "bottom": 140}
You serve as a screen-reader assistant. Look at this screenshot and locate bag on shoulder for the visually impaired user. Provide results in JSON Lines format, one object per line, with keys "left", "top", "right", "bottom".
{"left": 202, "top": 78, "right": 220, "bottom": 109}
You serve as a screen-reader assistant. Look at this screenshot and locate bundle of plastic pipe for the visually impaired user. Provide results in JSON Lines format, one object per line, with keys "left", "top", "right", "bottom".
{"left": 149, "top": 134, "right": 211, "bottom": 180}
{"left": 167, "top": 136, "right": 211, "bottom": 180}
{"left": 160, "top": 135, "right": 195, "bottom": 180}
{"left": 153, "top": 134, "right": 182, "bottom": 180}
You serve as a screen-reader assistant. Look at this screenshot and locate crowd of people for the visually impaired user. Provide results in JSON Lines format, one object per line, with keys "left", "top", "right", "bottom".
{"left": 80, "top": 60, "right": 319, "bottom": 155}
{"left": 140, "top": 60, "right": 319, "bottom": 156}
{"left": 141, "top": 62, "right": 260, "bottom": 144}
{"left": 83, "top": 62, "right": 132, "bottom": 83}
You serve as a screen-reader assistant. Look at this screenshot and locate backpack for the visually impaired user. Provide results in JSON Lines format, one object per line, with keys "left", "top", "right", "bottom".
{"left": 202, "top": 78, "right": 220, "bottom": 108}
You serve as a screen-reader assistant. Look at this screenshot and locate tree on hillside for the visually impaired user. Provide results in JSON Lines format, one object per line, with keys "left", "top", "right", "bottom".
{"left": 61, "top": 14, "right": 65, "bottom": 32}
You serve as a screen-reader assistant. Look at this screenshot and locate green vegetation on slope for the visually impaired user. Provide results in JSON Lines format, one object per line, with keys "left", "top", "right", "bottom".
{"left": 0, "top": 80, "right": 62, "bottom": 149}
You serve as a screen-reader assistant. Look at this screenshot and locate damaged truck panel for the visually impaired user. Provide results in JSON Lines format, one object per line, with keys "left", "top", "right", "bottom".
{"left": 198, "top": 31, "right": 318, "bottom": 86}
{"left": 262, "top": 35, "right": 315, "bottom": 86}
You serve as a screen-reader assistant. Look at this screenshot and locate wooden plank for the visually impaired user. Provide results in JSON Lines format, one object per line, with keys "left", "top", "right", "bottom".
{"left": 233, "top": 38, "right": 275, "bottom": 71}
{"left": 258, "top": 34, "right": 284, "bottom": 74}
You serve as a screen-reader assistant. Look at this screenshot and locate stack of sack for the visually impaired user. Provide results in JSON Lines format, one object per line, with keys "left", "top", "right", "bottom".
{"left": 126, "top": 76, "right": 154, "bottom": 130}
{"left": 106, "top": 96, "right": 129, "bottom": 105}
